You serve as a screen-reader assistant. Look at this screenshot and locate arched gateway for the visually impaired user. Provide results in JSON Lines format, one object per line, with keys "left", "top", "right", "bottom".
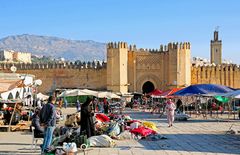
{"left": 142, "top": 81, "right": 155, "bottom": 94}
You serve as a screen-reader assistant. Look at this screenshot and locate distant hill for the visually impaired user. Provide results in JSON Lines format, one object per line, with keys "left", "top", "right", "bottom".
{"left": 0, "top": 34, "right": 106, "bottom": 61}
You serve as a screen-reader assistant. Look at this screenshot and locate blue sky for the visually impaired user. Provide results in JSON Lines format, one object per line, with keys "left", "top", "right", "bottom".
{"left": 0, "top": 0, "right": 240, "bottom": 63}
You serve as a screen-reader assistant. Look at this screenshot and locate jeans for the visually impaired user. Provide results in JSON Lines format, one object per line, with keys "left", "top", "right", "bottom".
{"left": 42, "top": 126, "right": 55, "bottom": 152}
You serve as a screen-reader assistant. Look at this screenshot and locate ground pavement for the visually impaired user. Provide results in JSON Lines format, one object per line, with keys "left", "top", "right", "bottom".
{"left": 0, "top": 108, "right": 239, "bottom": 155}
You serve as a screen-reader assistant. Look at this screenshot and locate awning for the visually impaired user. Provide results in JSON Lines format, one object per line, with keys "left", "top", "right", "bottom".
{"left": 0, "top": 79, "right": 24, "bottom": 93}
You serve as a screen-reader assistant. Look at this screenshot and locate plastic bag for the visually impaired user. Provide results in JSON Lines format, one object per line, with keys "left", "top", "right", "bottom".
{"left": 130, "top": 122, "right": 140, "bottom": 129}
{"left": 108, "top": 122, "right": 120, "bottom": 137}
{"left": 63, "top": 142, "right": 77, "bottom": 153}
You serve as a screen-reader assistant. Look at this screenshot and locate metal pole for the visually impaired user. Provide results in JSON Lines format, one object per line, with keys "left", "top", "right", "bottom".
{"left": 228, "top": 101, "right": 230, "bottom": 120}
{"left": 8, "top": 102, "right": 17, "bottom": 132}
{"left": 205, "top": 97, "right": 208, "bottom": 119}
{"left": 233, "top": 97, "right": 235, "bottom": 120}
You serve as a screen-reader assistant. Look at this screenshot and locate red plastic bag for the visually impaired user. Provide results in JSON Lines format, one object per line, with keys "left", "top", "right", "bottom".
{"left": 96, "top": 113, "right": 110, "bottom": 122}
{"left": 130, "top": 126, "right": 156, "bottom": 137}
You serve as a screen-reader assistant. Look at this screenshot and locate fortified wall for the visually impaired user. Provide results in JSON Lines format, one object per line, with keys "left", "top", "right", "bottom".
{"left": 191, "top": 64, "right": 240, "bottom": 88}
{"left": 131, "top": 42, "right": 191, "bottom": 92}
{"left": 1, "top": 39, "right": 239, "bottom": 95}
{"left": 0, "top": 61, "right": 107, "bottom": 94}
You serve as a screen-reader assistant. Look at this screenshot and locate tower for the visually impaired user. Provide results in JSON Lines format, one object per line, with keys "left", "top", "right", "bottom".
{"left": 210, "top": 30, "right": 222, "bottom": 64}
{"left": 168, "top": 42, "right": 191, "bottom": 88}
{"left": 107, "top": 42, "right": 128, "bottom": 94}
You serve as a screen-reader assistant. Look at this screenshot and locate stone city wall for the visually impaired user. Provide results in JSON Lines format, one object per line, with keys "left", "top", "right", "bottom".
{"left": 0, "top": 62, "right": 107, "bottom": 93}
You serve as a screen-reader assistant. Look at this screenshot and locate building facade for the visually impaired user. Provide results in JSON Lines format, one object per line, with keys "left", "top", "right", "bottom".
{"left": 107, "top": 42, "right": 191, "bottom": 94}
{"left": 0, "top": 50, "right": 32, "bottom": 63}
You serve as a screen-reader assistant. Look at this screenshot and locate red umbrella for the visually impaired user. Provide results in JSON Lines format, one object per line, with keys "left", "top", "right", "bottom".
{"left": 148, "top": 89, "right": 163, "bottom": 96}
{"left": 160, "top": 88, "right": 183, "bottom": 98}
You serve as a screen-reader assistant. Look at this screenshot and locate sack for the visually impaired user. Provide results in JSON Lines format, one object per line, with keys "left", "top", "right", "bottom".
{"left": 88, "top": 135, "right": 116, "bottom": 147}
{"left": 63, "top": 142, "right": 77, "bottom": 153}
{"left": 117, "top": 131, "right": 132, "bottom": 140}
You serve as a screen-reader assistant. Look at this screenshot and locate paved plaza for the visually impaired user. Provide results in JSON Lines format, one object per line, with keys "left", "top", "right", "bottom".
{"left": 0, "top": 108, "right": 239, "bottom": 155}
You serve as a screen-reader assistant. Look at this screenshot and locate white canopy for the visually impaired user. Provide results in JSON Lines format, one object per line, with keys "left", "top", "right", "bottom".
{"left": 234, "top": 94, "right": 240, "bottom": 99}
{"left": 58, "top": 89, "right": 90, "bottom": 97}
{"left": 58, "top": 89, "right": 120, "bottom": 99}
{"left": 97, "top": 92, "right": 121, "bottom": 99}
{"left": 81, "top": 89, "right": 99, "bottom": 97}
{"left": 37, "top": 93, "right": 49, "bottom": 100}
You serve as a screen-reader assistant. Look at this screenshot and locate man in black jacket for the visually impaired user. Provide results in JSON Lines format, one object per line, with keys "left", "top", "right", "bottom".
{"left": 40, "top": 96, "right": 56, "bottom": 153}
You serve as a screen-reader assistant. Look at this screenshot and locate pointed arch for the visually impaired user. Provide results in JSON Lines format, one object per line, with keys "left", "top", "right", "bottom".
{"left": 8, "top": 93, "right": 13, "bottom": 100}
{"left": 15, "top": 91, "right": 20, "bottom": 99}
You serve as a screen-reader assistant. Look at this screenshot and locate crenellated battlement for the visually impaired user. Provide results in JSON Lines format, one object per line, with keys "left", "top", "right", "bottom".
{"left": 129, "top": 44, "right": 137, "bottom": 51}
{"left": 107, "top": 42, "right": 128, "bottom": 49}
{"left": 168, "top": 42, "right": 191, "bottom": 50}
{"left": 107, "top": 41, "right": 190, "bottom": 54}
{"left": 192, "top": 63, "right": 240, "bottom": 70}
{"left": 133, "top": 41, "right": 190, "bottom": 53}
{"left": 0, "top": 61, "right": 107, "bottom": 70}
{"left": 159, "top": 45, "right": 168, "bottom": 52}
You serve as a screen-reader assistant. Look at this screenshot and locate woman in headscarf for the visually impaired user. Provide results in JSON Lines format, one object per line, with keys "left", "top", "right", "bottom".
{"left": 80, "top": 97, "right": 95, "bottom": 138}
{"left": 165, "top": 99, "right": 176, "bottom": 127}
{"left": 32, "top": 107, "right": 44, "bottom": 138}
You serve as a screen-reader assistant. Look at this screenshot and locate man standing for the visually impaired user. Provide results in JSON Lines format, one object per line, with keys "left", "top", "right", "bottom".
{"left": 75, "top": 100, "right": 80, "bottom": 112}
{"left": 63, "top": 97, "right": 68, "bottom": 109}
{"left": 40, "top": 96, "right": 56, "bottom": 153}
{"left": 165, "top": 99, "right": 176, "bottom": 127}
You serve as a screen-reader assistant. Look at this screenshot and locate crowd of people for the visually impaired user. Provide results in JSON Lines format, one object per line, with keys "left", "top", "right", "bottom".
{"left": 4, "top": 92, "right": 237, "bottom": 154}
{"left": 31, "top": 96, "right": 105, "bottom": 154}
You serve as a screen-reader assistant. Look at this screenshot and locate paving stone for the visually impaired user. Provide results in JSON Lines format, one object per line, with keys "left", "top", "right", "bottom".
{"left": 0, "top": 108, "right": 240, "bottom": 155}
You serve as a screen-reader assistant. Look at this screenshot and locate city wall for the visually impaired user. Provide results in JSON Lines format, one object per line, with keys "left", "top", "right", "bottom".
{"left": 0, "top": 62, "right": 107, "bottom": 94}
{"left": 191, "top": 64, "right": 240, "bottom": 88}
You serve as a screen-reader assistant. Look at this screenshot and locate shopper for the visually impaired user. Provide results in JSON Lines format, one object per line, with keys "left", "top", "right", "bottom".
{"left": 80, "top": 97, "right": 95, "bottom": 138}
{"left": 40, "top": 96, "right": 56, "bottom": 153}
{"left": 165, "top": 99, "right": 176, "bottom": 127}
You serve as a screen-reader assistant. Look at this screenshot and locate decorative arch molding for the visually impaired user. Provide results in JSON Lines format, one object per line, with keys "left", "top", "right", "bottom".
{"left": 136, "top": 74, "right": 160, "bottom": 92}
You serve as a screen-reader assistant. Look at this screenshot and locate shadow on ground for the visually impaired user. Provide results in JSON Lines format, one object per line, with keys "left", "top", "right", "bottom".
{"left": 123, "top": 108, "right": 240, "bottom": 154}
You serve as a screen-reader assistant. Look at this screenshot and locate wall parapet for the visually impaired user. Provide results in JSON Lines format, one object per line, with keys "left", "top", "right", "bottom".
{"left": 107, "top": 41, "right": 190, "bottom": 53}
{"left": 107, "top": 42, "right": 128, "bottom": 49}
{"left": 0, "top": 61, "right": 107, "bottom": 70}
{"left": 192, "top": 64, "right": 240, "bottom": 71}
{"left": 168, "top": 42, "right": 191, "bottom": 50}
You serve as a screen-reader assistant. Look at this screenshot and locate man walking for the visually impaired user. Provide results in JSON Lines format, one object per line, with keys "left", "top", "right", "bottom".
{"left": 40, "top": 96, "right": 56, "bottom": 153}
{"left": 165, "top": 99, "right": 176, "bottom": 127}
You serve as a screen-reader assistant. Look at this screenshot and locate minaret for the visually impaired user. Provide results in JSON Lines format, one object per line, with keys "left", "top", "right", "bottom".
{"left": 210, "top": 30, "right": 222, "bottom": 64}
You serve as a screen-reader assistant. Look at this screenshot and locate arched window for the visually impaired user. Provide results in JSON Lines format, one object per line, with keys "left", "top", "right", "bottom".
{"left": 15, "top": 91, "right": 20, "bottom": 99}
{"left": 8, "top": 93, "right": 13, "bottom": 100}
